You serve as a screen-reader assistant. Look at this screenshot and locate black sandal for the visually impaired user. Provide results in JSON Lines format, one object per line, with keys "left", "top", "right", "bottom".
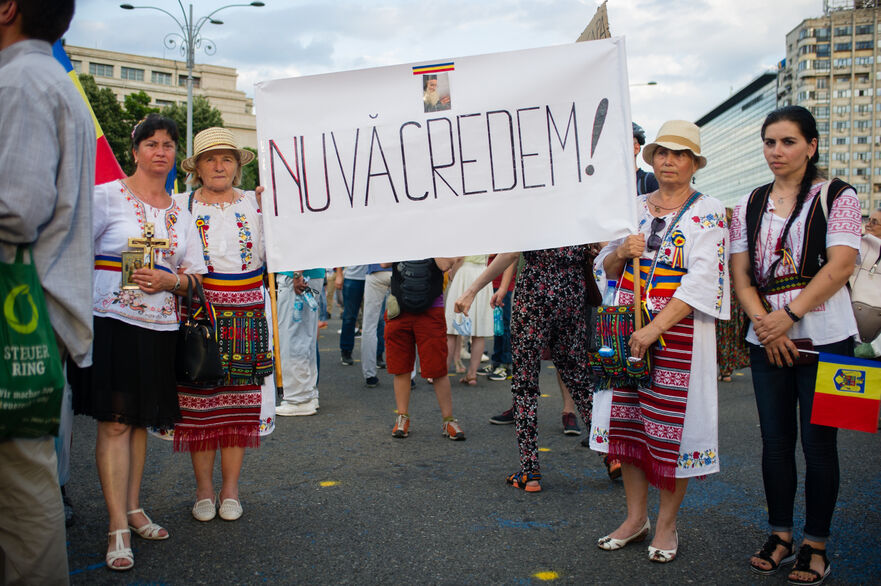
{"left": 787, "top": 544, "right": 831, "bottom": 586}
{"left": 750, "top": 534, "right": 796, "bottom": 575}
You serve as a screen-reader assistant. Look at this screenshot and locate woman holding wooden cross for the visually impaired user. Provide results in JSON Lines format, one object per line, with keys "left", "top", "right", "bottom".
{"left": 71, "top": 114, "right": 206, "bottom": 571}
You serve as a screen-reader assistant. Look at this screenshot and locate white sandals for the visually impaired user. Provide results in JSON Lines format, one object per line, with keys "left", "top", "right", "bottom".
{"left": 648, "top": 530, "right": 679, "bottom": 563}
{"left": 127, "top": 508, "right": 169, "bottom": 540}
{"left": 106, "top": 529, "right": 134, "bottom": 571}
{"left": 597, "top": 518, "right": 651, "bottom": 551}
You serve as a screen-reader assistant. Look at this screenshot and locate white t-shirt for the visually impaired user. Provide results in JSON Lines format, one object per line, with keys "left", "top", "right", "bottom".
{"left": 93, "top": 180, "right": 207, "bottom": 331}
{"left": 730, "top": 181, "right": 861, "bottom": 345}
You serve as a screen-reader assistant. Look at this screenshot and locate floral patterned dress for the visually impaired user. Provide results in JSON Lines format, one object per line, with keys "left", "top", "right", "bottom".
{"left": 716, "top": 265, "right": 750, "bottom": 377}
{"left": 510, "top": 246, "right": 596, "bottom": 476}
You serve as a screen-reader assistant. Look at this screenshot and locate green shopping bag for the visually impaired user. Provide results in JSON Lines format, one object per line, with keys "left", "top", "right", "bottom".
{"left": 0, "top": 246, "right": 65, "bottom": 439}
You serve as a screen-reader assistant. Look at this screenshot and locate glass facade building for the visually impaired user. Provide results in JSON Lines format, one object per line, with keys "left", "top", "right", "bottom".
{"left": 695, "top": 73, "right": 777, "bottom": 207}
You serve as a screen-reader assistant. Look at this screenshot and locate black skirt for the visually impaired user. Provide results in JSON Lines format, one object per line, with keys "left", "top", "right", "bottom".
{"left": 70, "top": 316, "right": 180, "bottom": 428}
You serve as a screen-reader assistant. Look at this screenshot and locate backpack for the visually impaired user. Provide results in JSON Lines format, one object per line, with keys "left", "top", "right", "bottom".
{"left": 390, "top": 260, "right": 444, "bottom": 314}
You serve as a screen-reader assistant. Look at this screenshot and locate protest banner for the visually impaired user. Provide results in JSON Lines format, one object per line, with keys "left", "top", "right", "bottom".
{"left": 255, "top": 38, "right": 637, "bottom": 271}
{"left": 576, "top": 0, "right": 611, "bottom": 42}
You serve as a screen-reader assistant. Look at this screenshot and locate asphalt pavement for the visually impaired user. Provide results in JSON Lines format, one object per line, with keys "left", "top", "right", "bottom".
{"left": 65, "top": 316, "right": 881, "bottom": 584}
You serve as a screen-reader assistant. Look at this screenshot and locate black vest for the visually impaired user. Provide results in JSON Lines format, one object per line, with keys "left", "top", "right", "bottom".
{"left": 744, "top": 178, "right": 852, "bottom": 287}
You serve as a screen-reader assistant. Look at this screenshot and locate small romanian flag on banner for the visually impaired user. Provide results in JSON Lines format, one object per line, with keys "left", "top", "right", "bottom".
{"left": 52, "top": 41, "right": 126, "bottom": 185}
{"left": 810, "top": 352, "right": 881, "bottom": 433}
{"left": 412, "top": 62, "right": 455, "bottom": 75}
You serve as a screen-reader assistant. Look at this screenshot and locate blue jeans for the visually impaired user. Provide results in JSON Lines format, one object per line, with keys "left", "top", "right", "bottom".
{"left": 749, "top": 337, "right": 853, "bottom": 541}
{"left": 491, "top": 289, "right": 512, "bottom": 367}
{"left": 340, "top": 278, "right": 365, "bottom": 353}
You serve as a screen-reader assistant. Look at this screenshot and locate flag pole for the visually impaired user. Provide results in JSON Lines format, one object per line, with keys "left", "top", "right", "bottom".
{"left": 632, "top": 258, "right": 642, "bottom": 330}
{"left": 267, "top": 272, "right": 283, "bottom": 390}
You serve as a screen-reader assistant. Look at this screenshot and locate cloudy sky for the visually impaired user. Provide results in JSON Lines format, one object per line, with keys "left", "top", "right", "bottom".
{"left": 66, "top": 0, "right": 822, "bottom": 139}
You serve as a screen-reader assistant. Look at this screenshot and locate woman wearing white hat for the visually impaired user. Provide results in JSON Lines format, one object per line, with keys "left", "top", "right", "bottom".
{"left": 590, "top": 120, "right": 729, "bottom": 562}
{"left": 171, "top": 127, "right": 271, "bottom": 522}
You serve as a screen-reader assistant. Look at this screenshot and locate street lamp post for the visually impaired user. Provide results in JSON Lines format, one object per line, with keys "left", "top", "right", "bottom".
{"left": 120, "top": 1, "right": 264, "bottom": 162}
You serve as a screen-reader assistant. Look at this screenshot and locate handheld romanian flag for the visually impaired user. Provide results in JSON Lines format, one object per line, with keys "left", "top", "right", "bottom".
{"left": 810, "top": 352, "right": 881, "bottom": 433}
{"left": 51, "top": 41, "right": 126, "bottom": 184}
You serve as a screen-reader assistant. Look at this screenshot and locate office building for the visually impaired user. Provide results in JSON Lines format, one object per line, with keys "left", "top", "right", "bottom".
{"left": 695, "top": 72, "right": 778, "bottom": 206}
{"left": 778, "top": 0, "right": 881, "bottom": 213}
{"left": 64, "top": 44, "right": 256, "bottom": 149}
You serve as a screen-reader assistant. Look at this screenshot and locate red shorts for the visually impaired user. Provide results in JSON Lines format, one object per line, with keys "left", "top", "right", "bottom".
{"left": 384, "top": 307, "right": 448, "bottom": 378}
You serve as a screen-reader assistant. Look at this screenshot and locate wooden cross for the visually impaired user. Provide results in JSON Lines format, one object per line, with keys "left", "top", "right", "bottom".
{"left": 127, "top": 222, "right": 170, "bottom": 269}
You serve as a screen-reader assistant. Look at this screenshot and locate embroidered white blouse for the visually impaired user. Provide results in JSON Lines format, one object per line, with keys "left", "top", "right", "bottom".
{"left": 92, "top": 180, "right": 206, "bottom": 331}
{"left": 172, "top": 189, "right": 265, "bottom": 274}
{"left": 730, "top": 181, "right": 861, "bottom": 346}
{"left": 590, "top": 192, "right": 730, "bottom": 479}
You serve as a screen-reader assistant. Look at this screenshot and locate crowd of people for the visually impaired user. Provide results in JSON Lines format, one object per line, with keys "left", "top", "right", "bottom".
{"left": 2, "top": 1, "right": 880, "bottom": 584}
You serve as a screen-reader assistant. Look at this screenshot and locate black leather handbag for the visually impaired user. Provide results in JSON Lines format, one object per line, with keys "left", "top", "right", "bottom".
{"left": 176, "top": 275, "right": 224, "bottom": 385}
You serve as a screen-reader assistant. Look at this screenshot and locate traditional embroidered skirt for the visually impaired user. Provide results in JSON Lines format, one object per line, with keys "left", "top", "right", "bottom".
{"left": 607, "top": 259, "right": 693, "bottom": 491}
{"left": 607, "top": 314, "right": 694, "bottom": 491}
{"left": 173, "top": 268, "right": 273, "bottom": 452}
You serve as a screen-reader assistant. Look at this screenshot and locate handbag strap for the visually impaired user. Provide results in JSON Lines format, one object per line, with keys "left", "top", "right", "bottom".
{"left": 615, "top": 191, "right": 703, "bottom": 300}
{"left": 187, "top": 190, "right": 197, "bottom": 212}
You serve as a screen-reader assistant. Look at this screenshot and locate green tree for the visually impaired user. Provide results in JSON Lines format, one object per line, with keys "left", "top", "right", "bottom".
{"left": 160, "top": 96, "right": 225, "bottom": 190}
{"left": 239, "top": 147, "right": 259, "bottom": 191}
{"left": 78, "top": 74, "right": 127, "bottom": 169}
{"left": 78, "top": 75, "right": 158, "bottom": 174}
{"left": 123, "top": 91, "right": 156, "bottom": 126}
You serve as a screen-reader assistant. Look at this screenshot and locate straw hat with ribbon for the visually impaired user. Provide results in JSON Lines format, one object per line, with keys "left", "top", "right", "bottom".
{"left": 181, "top": 127, "right": 255, "bottom": 175}
{"left": 642, "top": 120, "right": 707, "bottom": 170}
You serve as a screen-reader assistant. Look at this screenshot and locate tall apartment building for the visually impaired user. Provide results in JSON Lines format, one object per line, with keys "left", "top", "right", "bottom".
{"left": 695, "top": 72, "right": 777, "bottom": 206}
{"left": 778, "top": 0, "right": 881, "bottom": 213}
{"left": 64, "top": 44, "right": 256, "bottom": 149}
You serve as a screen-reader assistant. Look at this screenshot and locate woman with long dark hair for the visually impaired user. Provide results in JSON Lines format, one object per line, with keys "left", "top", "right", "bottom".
{"left": 731, "top": 106, "right": 861, "bottom": 585}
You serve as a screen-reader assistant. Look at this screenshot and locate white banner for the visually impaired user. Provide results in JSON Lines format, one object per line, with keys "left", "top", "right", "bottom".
{"left": 255, "top": 38, "right": 637, "bottom": 272}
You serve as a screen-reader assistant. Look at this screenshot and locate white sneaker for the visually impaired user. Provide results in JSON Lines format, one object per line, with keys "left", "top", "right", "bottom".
{"left": 276, "top": 398, "right": 318, "bottom": 416}
{"left": 480, "top": 353, "right": 490, "bottom": 362}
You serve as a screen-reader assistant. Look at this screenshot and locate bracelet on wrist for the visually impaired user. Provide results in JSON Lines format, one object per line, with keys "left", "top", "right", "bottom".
{"left": 171, "top": 273, "right": 181, "bottom": 292}
{"left": 783, "top": 304, "right": 801, "bottom": 322}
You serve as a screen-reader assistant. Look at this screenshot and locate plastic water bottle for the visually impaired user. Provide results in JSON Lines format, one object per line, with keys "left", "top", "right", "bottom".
{"left": 493, "top": 306, "right": 504, "bottom": 336}
{"left": 292, "top": 297, "right": 303, "bottom": 323}
{"left": 602, "top": 280, "right": 617, "bottom": 306}
{"left": 301, "top": 277, "right": 318, "bottom": 311}
{"left": 302, "top": 289, "right": 318, "bottom": 311}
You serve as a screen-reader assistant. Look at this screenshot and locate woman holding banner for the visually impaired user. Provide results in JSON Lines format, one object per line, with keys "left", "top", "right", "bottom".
{"left": 590, "top": 120, "right": 728, "bottom": 563}
{"left": 172, "top": 127, "right": 272, "bottom": 523}
{"left": 731, "top": 106, "right": 860, "bottom": 584}
{"left": 455, "top": 246, "right": 597, "bottom": 492}
{"left": 71, "top": 114, "right": 206, "bottom": 570}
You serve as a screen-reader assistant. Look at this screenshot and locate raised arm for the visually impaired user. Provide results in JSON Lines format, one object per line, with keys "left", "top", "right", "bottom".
{"left": 454, "top": 252, "right": 519, "bottom": 315}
